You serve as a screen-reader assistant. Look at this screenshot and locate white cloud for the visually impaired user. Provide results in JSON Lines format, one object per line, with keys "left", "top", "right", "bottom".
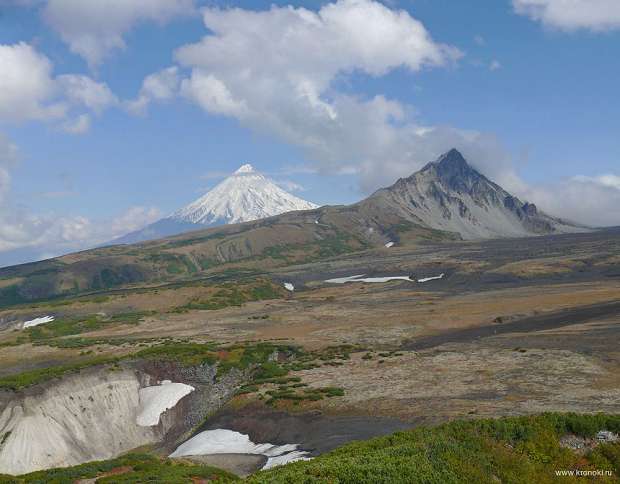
{"left": 127, "top": 66, "right": 180, "bottom": 115}
{"left": 0, "top": 134, "right": 18, "bottom": 204}
{"left": 513, "top": 0, "right": 620, "bottom": 31}
{"left": 57, "top": 74, "right": 118, "bottom": 114}
{"left": 180, "top": 71, "right": 249, "bottom": 118}
{"left": 489, "top": 60, "right": 502, "bottom": 71}
{"left": 274, "top": 179, "right": 306, "bottom": 192}
{"left": 43, "top": 0, "right": 196, "bottom": 66}
{"left": 573, "top": 174, "right": 620, "bottom": 191}
{"left": 0, "top": 132, "right": 161, "bottom": 264}
{"left": 0, "top": 42, "right": 66, "bottom": 122}
{"left": 0, "top": 201, "right": 162, "bottom": 260}
{"left": 108, "top": 206, "right": 162, "bottom": 236}
{"left": 61, "top": 113, "right": 91, "bottom": 134}
{"left": 167, "top": 0, "right": 468, "bottom": 191}
{"left": 517, "top": 175, "right": 620, "bottom": 227}
{"left": 0, "top": 42, "right": 116, "bottom": 131}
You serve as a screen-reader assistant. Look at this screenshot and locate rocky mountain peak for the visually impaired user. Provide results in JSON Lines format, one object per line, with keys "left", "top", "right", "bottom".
{"left": 436, "top": 148, "right": 469, "bottom": 170}
{"left": 427, "top": 149, "right": 484, "bottom": 193}
{"left": 365, "top": 149, "right": 585, "bottom": 240}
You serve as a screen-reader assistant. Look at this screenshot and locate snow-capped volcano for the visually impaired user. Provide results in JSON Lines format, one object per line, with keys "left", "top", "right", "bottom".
{"left": 113, "top": 164, "right": 318, "bottom": 245}
{"left": 171, "top": 164, "right": 317, "bottom": 225}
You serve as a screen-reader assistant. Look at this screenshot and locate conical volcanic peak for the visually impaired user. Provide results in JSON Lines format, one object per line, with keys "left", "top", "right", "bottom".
{"left": 113, "top": 164, "right": 318, "bottom": 244}
{"left": 172, "top": 165, "right": 318, "bottom": 226}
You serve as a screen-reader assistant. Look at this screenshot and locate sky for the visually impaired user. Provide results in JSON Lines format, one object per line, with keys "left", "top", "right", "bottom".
{"left": 0, "top": 0, "right": 619, "bottom": 267}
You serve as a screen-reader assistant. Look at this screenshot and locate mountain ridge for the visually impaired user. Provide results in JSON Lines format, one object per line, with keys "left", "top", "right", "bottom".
{"left": 361, "top": 149, "right": 586, "bottom": 240}
{"left": 0, "top": 149, "right": 590, "bottom": 305}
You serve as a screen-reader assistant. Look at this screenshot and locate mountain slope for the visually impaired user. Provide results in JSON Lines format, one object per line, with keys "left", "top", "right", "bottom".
{"left": 115, "top": 164, "right": 318, "bottom": 244}
{"left": 0, "top": 149, "right": 591, "bottom": 305}
{"left": 361, "top": 149, "right": 587, "bottom": 240}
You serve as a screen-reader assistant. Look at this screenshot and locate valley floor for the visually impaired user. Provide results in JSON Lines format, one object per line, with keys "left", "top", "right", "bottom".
{"left": 0, "top": 229, "right": 619, "bottom": 479}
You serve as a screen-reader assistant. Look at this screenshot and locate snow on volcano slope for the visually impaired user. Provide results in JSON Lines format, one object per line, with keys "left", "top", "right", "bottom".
{"left": 113, "top": 164, "right": 318, "bottom": 244}
{"left": 171, "top": 164, "right": 318, "bottom": 226}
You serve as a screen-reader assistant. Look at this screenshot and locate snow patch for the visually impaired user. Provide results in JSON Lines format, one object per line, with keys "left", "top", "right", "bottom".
{"left": 263, "top": 450, "right": 311, "bottom": 469}
{"left": 170, "top": 429, "right": 311, "bottom": 469}
{"left": 326, "top": 273, "right": 445, "bottom": 284}
{"left": 417, "top": 273, "right": 445, "bottom": 283}
{"left": 22, "top": 316, "right": 54, "bottom": 329}
{"left": 136, "top": 381, "right": 195, "bottom": 427}
{"left": 385, "top": 241, "right": 395, "bottom": 248}
{"left": 325, "top": 274, "right": 413, "bottom": 284}
{"left": 283, "top": 283, "right": 295, "bottom": 292}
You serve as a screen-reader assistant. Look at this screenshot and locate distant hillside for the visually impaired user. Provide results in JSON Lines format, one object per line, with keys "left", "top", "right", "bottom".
{"left": 0, "top": 150, "right": 589, "bottom": 306}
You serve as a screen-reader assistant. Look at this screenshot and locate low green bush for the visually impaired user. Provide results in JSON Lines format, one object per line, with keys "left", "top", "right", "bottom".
{"left": 250, "top": 413, "right": 620, "bottom": 483}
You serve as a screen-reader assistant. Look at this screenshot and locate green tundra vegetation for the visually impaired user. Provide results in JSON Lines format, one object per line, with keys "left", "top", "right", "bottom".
{"left": 0, "top": 341, "right": 300, "bottom": 391}
{"left": 171, "top": 279, "right": 285, "bottom": 313}
{"left": 0, "top": 356, "right": 121, "bottom": 391}
{"left": 26, "top": 312, "right": 153, "bottom": 342}
{"left": 250, "top": 413, "right": 620, "bottom": 483}
{"left": 0, "top": 453, "right": 238, "bottom": 483}
{"left": 0, "top": 413, "right": 617, "bottom": 483}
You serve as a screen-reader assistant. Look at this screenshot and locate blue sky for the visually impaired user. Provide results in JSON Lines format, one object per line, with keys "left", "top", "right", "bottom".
{"left": 0, "top": 0, "right": 619, "bottom": 266}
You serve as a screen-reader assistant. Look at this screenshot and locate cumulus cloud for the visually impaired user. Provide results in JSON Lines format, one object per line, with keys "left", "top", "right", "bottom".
{"left": 167, "top": 0, "right": 469, "bottom": 190}
{"left": 120, "top": 0, "right": 619, "bottom": 229}
{"left": 57, "top": 74, "right": 118, "bottom": 114}
{"left": 0, "top": 42, "right": 65, "bottom": 122}
{"left": 127, "top": 66, "right": 180, "bottom": 115}
{"left": 517, "top": 176, "right": 620, "bottom": 227}
{"left": 0, "top": 132, "right": 160, "bottom": 265}
{"left": 0, "top": 205, "right": 162, "bottom": 261}
{"left": 513, "top": 0, "right": 620, "bottom": 31}
{"left": 0, "top": 199, "right": 162, "bottom": 264}
{"left": 43, "top": 0, "right": 196, "bottom": 66}
{"left": 0, "top": 42, "right": 116, "bottom": 131}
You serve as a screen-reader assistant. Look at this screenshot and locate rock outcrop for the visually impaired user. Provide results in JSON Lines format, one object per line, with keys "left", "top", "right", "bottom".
{"left": 0, "top": 361, "right": 248, "bottom": 475}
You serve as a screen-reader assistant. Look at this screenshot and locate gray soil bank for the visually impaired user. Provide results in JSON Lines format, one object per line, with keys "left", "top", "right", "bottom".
{"left": 185, "top": 454, "right": 267, "bottom": 477}
{"left": 402, "top": 300, "right": 620, "bottom": 351}
{"left": 199, "top": 404, "right": 413, "bottom": 456}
